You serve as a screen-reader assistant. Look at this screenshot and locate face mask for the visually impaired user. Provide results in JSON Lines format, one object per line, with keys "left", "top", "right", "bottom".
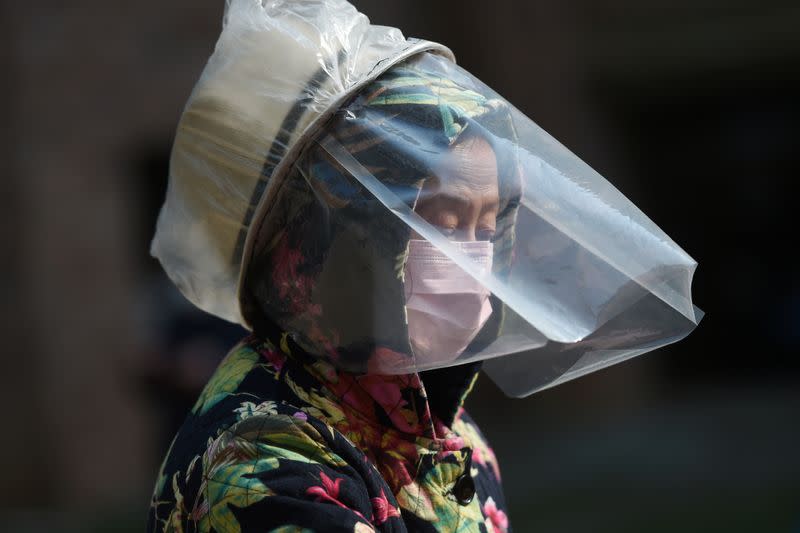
{"left": 403, "top": 239, "right": 494, "bottom": 365}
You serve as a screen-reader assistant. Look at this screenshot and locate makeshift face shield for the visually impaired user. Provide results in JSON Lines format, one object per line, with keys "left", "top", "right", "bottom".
{"left": 242, "top": 51, "right": 702, "bottom": 397}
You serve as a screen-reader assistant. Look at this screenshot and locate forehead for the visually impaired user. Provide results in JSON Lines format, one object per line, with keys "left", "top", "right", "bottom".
{"left": 430, "top": 134, "right": 499, "bottom": 193}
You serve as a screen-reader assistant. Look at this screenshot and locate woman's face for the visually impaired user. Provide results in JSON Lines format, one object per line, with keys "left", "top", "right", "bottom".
{"left": 412, "top": 133, "right": 500, "bottom": 242}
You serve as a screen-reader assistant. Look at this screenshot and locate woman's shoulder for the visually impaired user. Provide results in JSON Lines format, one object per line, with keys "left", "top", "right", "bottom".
{"left": 148, "top": 338, "right": 398, "bottom": 532}
{"left": 148, "top": 411, "right": 383, "bottom": 532}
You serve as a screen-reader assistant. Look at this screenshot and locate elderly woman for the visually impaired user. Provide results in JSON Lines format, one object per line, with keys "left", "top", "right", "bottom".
{"left": 147, "top": 1, "right": 701, "bottom": 532}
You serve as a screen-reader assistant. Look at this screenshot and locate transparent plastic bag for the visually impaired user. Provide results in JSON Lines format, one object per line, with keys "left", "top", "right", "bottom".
{"left": 151, "top": 0, "right": 452, "bottom": 324}
{"left": 152, "top": 1, "right": 703, "bottom": 397}
{"left": 243, "top": 52, "right": 703, "bottom": 395}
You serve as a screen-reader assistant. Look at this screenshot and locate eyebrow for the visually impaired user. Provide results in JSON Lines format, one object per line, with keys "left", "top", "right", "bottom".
{"left": 438, "top": 191, "right": 500, "bottom": 213}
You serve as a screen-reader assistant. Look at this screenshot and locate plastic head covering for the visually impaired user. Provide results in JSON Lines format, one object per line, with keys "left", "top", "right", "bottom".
{"left": 151, "top": 0, "right": 453, "bottom": 324}
{"left": 152, "top": 0, "right": 703, "bottom": 397}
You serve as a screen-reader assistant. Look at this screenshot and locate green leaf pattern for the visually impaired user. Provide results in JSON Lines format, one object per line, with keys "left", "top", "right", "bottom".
{"left": 191, "top": 346, "right": 262, "bottom": 416}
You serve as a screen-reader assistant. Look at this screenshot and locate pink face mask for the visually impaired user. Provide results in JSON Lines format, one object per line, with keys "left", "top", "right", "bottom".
{"left": 403, "top": 239, "right": 494, "bottom": 365}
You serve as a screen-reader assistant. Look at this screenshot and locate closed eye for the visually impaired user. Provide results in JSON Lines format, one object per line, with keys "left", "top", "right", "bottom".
{"left": 477, "top": 229, "right": 496, "bottom": 241}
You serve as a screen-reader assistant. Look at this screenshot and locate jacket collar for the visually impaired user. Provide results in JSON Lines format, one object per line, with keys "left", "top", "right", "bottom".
{"left": 258, "top": 333, "right": 480, "bottom": 440}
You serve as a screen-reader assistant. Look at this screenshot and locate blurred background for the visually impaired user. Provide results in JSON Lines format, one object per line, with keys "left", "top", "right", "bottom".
{"left": 1, "top": 0, "right": 798, "bottom": 531}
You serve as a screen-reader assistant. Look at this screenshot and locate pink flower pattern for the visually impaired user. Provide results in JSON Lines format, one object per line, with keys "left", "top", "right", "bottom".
{"left": 370, "top": 489, "right": 401, "bottom": 525}
{"left": 306, "top": 471, "right": 344, "bottom": 505}
{"left": 483, "top": 497, "right": 509, "bottom": 533}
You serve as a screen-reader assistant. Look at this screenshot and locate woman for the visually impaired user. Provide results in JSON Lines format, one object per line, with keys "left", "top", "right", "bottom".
{"left": 148, "top": 1, "right": 701, "bottom": 531}
{"left": 150, "top": 59, "right": 516, "bottom": 533}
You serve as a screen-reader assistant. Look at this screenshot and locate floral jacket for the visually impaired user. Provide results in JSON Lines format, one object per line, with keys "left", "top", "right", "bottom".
{"left": 147, "top": 334, "right": 510, "bottom": 533}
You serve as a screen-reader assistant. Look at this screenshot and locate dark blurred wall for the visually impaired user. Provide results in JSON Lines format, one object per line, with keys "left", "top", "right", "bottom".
{"left": 0, "top": 0, "right": 227, "bottom": 521}
{"left": 1, "top": 1, "right": 798, "bottom": 531}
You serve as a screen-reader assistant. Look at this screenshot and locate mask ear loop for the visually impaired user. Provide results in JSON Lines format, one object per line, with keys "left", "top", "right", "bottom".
{"left": 403, "top": 182, "right": 426, "bottom": 367}
{"left": 403, "top": 177, "right": 429, "bottom": 301}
